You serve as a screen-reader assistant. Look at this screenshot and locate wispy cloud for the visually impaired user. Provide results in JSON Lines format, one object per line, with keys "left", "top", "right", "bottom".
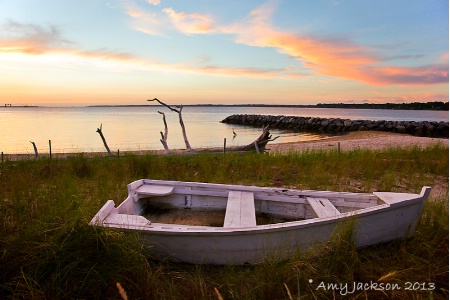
{"left": 124, "top": 2, "right": 167, "bottom": 36}
{"left": 124, "top": 3, "right": 217, "bottom": 36}
{"left": 145, "top": 0, "right": 160, "bottom": 5}
{"left": 0, "top": 20, "right": 72, "bottom": 54}
{"left": 221, "top": 1, "right": 448, "bottom": 86}
{"left": 360, "top": 92, "right": 449, "bottom": 103}
{"left": 0, "top": 20, "right": 135, "bottom": 62}
{"left": 0, "top": 20, "right": 302, "bottom": 78}
{"left": 187, "top": 65, "right": 303, "bottom": 78}
{"left": 162, "top": 8, "right": 214, "bottom": 34}
{"left": 363, "top": 64, "right": 449, "bottom": 85}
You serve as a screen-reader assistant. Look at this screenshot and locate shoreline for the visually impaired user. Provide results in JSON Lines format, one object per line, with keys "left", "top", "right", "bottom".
{"left": 2, "top": 132, "right": 448, "bottom": 161}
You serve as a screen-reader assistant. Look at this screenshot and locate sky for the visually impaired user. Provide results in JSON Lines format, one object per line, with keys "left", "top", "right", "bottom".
{"left": 0, "top": 0, "right": 448, "bottom": 106}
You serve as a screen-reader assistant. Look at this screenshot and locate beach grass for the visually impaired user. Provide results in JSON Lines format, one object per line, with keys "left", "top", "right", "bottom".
{"left": 0, "top": 145, "right": 448, "bottom": 299}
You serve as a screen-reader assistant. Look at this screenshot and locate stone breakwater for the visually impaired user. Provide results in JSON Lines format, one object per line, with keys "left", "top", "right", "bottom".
{"left": 221, "top": 114, "right": 449, "bottom": 137}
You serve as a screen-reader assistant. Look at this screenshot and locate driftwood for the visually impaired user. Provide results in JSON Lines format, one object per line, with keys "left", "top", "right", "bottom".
{"left": 195, "top": 125, "right": 279, "bottom": 154}
{"left": 232, "top": 125, "right": 278, "bottom": 152}
{"left": 147, "top": 98, "right": 277, "bottom": 154}
{"left": 158, "top": 111, "right": 170, "bottom": 153}
{"left": 148, "top": 98, "right": 192, "bottom": 151}
{"left": 96, "top": 124, "right": 112, "bottom": 156}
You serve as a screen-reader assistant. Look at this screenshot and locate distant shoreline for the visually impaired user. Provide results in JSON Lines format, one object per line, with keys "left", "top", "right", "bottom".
{"left": 2, "top": 102, "right": 447, "bottom": 111}
{"left": 1, "top": 105, "right": 39, "bottom": 108}
{"left": 87, "top": 101, "right": 449, "bottom": 111}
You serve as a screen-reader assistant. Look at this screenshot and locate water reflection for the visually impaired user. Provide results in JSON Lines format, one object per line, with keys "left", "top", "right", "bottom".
{"left": 0, "top": 106, "right": 447, "bottom": 154}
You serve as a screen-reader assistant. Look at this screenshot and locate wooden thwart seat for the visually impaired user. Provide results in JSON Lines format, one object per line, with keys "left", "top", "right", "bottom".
{"left": 104, "top": 214, "right": 151, "bottom": 226}
{"left": 134, "top": 185, "right": 174, "bottom": 201}
{"left": 224, "top": 191, "right": 257, "bottom": 228}
{"left": 306, "top": 197, "right": 341, "bottom": 218}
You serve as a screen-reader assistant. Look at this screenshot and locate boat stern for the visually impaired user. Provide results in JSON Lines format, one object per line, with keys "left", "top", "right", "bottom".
{"left": 355, "top": 186, "right": 432, "bottom": 247}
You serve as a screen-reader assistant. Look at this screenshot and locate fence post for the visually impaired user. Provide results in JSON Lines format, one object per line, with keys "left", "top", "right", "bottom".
{"left": 223, "top": 138, "right": 226, "bottom": 154}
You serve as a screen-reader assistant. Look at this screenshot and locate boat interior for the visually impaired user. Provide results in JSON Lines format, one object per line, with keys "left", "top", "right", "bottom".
{"left": 114, "top": 181, "right": 382, "bottom": 228}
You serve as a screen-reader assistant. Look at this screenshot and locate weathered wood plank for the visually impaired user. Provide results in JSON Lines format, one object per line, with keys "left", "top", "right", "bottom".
{"left": 92, "top": 200, "right": 116, "bottom": 223}
{"left": 224, "top": 191, "right": 256, "bottom": 228}
{"left": 223, "top": 191, "right": 241, "bottom": 227}
{"left": 240, "top": 191, "right": 256, "bottom": 227}
{"left": 306, "top": 197, "right": 341, "bottom": 218}
{"left": 141, "top": 179, "right": 376, "bottom": 200}
{"left": 105, "top": 214, "right": 151, "bottom": 226}
{"left": 136, "top": 185, "right": 174, "bottom": 196}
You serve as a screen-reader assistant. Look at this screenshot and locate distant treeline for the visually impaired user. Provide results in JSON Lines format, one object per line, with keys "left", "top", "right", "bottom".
{"left": 315, "top": 102, "right": 448, "bottom": 111}
{"left": 88, "top": 101, "right": 448, "bottom": 111}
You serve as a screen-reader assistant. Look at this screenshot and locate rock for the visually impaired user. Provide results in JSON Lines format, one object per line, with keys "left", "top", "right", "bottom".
{"left": 344, "top": 119, "right": 353, "bottom": 127}
{"left": 221, "top": 114, "right": 448, "bottom": 137}
{"left": 396, "top": 125, "right": 407, "bottom": 133}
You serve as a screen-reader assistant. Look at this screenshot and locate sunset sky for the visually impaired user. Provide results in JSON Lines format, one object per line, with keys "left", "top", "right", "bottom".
{"left": 0, "top": 0, "right": 448, "bottom": 106}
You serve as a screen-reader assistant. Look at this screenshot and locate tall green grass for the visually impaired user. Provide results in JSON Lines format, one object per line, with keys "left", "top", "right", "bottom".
{"left": 0, "top": 145, "right": 448, "bottom": 299}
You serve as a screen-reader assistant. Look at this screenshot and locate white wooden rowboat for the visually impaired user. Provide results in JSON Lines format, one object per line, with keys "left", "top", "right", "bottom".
{"left": 90, "top": 179, "right": 431, "bottom": 265}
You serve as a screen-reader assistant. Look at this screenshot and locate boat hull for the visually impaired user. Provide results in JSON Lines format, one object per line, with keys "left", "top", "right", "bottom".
{"left": 90, "top": 179, "right": 430, "bottom": 265}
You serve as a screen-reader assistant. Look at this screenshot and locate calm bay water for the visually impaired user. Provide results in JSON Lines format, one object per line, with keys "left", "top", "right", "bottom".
{"left": 0, "top": 106, "right": 447, "bottom": 154}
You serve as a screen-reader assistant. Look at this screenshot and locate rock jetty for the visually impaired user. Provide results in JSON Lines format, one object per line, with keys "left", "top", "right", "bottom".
{"left": 221, "top": 114, "right": 449, "bottom": 138}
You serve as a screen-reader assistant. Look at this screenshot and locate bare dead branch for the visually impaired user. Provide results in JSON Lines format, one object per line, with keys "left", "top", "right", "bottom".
{"left": 158, "top": 111, "right": 170, "bottom": 153}
{"left": 96, "top": 124, "right": 112, "bottom": 156}
{"left": 148, "top": 98, "right": 192, "bottom": 151}
{"left": 148, "top": 98, "right": 180, "bottom": 113}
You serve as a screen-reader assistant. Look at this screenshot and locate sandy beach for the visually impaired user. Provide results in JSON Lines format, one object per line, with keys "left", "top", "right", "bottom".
{"left": 267, "top": 131, "right": 448, "bottom": 153}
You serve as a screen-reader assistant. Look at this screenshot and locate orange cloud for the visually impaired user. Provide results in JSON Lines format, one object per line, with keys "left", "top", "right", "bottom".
{"left": 361, "top": 65, "right": 449, "bottom": 86}
{"left": 162, "top": 8, "right": 214, "bottom": 34}
{"left": 123, "top": 1, "right": 172, "bottom": 37}
{"left": 0, "top": 20, "right": 303, "bottom": 79}
{"left": 0, "top": 20, "right": 71, "bottom": 54}
{"left": 126, "top": 9, "right": 142, "bottom": 18}
{"left": 226, "top": 2, "right": 448, "bottom": 86}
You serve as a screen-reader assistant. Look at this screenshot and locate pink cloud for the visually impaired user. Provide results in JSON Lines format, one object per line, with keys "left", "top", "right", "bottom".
{"left": 226, "top": 2, "right": 448, "bottom": 86}
{"left": 361, "top": 92, "right": 449, "bottom": 103}
{"left": 189, "top": 65, "right": 303, "bottom": 78}
{"left": 361, "top": 65, "right": 449, "bottom": 86}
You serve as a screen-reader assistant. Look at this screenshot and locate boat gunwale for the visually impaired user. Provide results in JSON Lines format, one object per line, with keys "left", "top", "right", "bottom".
{"left": 137, "top": 179, "right": 379, "bottom": 201}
